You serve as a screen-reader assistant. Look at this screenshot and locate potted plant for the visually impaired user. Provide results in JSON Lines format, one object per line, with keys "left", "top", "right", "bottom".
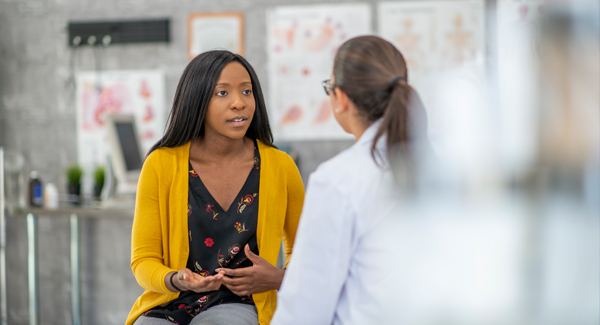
{"left": 66, "top": 164, "right": 83, "bottom": 204}
{"left": 93, "top": 166, "right": 105, "bottom": 200}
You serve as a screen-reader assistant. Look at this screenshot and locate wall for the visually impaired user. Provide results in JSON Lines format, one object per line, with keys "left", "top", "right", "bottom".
{"left": 0, "top": 0, "right": 363, "bottom": 324}
{"left": 0, "top": 0, "right": 362, "bottom": 187}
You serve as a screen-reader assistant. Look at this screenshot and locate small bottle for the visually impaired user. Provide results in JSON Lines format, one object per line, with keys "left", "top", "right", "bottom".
{"left": 44, "top": 182, "right": 59, "bottom": 210}
{"left": 29, "top": 171, "right": 44, "bottom": 207}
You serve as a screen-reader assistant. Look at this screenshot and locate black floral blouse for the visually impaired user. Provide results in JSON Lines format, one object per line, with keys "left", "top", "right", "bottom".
{"left": 142, "top": 141, "right": 261, "bottom": 324}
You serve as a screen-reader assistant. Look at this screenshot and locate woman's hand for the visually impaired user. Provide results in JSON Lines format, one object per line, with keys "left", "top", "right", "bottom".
{"left": 216, "top": 244, "right": 285, "bottom": 296}
{"left": 169, "top": 268, "right": 225, "bottom": 293}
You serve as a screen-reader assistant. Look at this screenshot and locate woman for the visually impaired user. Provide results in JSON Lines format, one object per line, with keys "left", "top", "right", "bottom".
{"left": 127, "top": 50, "right": 304, "bottom": 325}
{"left": 271, "top": 36, "right": 429, "bottom": 324}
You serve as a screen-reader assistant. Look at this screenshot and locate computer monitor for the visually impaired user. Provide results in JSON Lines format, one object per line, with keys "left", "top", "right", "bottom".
{"left": 105, "top": 114, "right": 144, "bottom": 194}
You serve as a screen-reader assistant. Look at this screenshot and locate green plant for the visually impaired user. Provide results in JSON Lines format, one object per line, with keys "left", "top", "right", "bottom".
{"left": 66, "top": 164, "right": 83, "bottom": 186}
{"left": 94, "top": 166, "right": 105, "bottom": 188}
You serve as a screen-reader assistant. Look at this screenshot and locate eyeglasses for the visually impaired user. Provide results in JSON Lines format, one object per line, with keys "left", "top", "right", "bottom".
{"left": 322, "top": 79, "right": 335, "bottom": 96}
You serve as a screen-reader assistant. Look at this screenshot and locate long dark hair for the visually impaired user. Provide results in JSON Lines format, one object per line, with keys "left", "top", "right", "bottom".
{"left": 148, "top": 50, "right": 274, "bottom": 155}
{"left": 333, "top": 35, "right": 428, "bottom": 165}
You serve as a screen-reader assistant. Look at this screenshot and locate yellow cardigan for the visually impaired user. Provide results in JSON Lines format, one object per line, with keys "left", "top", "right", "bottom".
{"left": 126, "top": 140, "right": 304, "bottom": 325}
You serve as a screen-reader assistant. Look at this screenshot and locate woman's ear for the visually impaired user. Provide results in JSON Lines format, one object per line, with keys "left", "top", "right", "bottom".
{"left": 333, "top": 88, "right": 351, "bottom": 114}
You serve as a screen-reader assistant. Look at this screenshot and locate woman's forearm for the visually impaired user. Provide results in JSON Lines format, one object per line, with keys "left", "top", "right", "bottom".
{"left": 165, "top": 271, "right": 182, "bottom": 293}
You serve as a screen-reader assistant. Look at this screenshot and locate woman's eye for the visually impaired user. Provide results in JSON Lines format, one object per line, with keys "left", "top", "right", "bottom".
{"left": 242, "top": 89, "right": 252, "bottom": 95}
{"left": 216, "top": 91, "right": 227, "bottom": 96}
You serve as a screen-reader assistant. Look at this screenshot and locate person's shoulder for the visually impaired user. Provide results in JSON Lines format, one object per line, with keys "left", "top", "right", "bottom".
{"left": 312, "top": 142, "right": 381, "bottom": 185}
{"left": 316, "top": 143, "right": 370, "bottom": 172}
{"left": 145, "top": 144, "right": 189, "bottom": 166}
{"left": 257, "top": 140, "right": 296, "bottom": 167}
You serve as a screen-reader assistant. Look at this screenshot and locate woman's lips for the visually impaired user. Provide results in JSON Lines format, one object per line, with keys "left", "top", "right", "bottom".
{"left": 227, "top": 117, "right": 248, "bottom": 127}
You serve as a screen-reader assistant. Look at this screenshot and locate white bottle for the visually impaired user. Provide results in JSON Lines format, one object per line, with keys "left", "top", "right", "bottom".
{"left": 44, "top": 182, "right": 59, "bottom": 210}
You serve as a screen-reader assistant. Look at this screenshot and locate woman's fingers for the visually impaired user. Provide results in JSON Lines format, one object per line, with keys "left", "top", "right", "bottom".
{"left": 223, "top": 282, "right": 250, "bottom": 296}
{"left": 175, "top": 269, "right": 227, "bottom": 293}
{"left": 221, "top": 275, "right": 246, "bottom": 286}
{"left": 189, "top": 275, "right": 223, "bottom": 292}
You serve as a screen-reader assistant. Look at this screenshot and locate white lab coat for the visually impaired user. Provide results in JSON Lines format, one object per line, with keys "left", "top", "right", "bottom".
{"left": 272, "top": 120, "right": 402, "bottom": 325}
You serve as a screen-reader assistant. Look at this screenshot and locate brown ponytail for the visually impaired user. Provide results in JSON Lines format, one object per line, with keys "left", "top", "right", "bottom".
{"left": 333, "top": 35, "right": 428, "bottom": 166}
{"left": 372, "top": 81, "right": 410, "bottom": 163}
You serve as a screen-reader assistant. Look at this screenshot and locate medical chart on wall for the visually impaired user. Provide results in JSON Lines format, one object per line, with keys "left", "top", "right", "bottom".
{"left": 378, "top": 1, "right": 485, "bottom": 87}
{"left": 75, "top": 70, "right": 166, "bottom": 187}
{"left": 378, "top": 1, "right": 486, "bottom": 158}
{"left": 267, "top": 3, "right": 372, "bottom": 140}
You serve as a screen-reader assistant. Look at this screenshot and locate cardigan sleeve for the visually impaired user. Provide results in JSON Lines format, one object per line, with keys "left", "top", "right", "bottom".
{"left": 281, "top": 154, "right": 305, "bottom": 269}
{"left": 130, "top": 151, "right": 175, "bottom": 294}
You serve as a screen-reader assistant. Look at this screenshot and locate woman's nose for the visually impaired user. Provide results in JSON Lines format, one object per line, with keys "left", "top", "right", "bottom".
{"left": 230, "top": 92, "right": 246, "bottom": 110}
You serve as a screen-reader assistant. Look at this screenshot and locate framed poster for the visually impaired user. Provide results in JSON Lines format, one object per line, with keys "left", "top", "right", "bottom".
{"left": 75, "top": 70, "right": 166, "bottom": 191}
{"left": 267, "top": 3, "right": 372, "bottom": 140}
{"left": 187, "top": 12, "right": 244, "bottom": 59}
{"left": 378, "top": 1, "right": 487, "bottom": 165}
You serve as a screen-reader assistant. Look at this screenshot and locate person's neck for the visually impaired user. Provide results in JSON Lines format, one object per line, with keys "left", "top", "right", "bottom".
{"left": 194, "top": 132, "right": 248, "bottom": 160}
{"left": 347, "top": 109, "right": 371, "bottom": 141}
{"left": 352, "top": 125, "right": 368, "bottom": 141}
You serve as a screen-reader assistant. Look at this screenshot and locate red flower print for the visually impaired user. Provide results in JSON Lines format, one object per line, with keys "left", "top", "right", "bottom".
{"left": 197, "top": 295, "right": 211, "bottom": 307}
{"left": 205, "top": 238, "right": 214, "bottom": 247}
{"left": 234, "top": 222, "right": 248, "bottom": 233}
{"left": 178, "top": 304, "right": 185, "bottom": 309}
{"left": 206, "top": 203, "right": 219, "bottom": 220}
{"left": 237, "top": 193, "right": 257, "bottom": 214}
{"left": 206, "top": 204, "right": 214, "bottom": 212}
{"left": 243, "top": 194, "right": 254, "bottom": 205}
{"left": 228, "top": 244, "right": 242, "bottom": 257}
{"left": 190, "top": 170, "right": 199, "bottom": 177}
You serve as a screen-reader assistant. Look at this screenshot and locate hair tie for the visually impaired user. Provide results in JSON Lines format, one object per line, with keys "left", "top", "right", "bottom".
{"left": 388, "top": 75, "right": 407, "bottom": 90}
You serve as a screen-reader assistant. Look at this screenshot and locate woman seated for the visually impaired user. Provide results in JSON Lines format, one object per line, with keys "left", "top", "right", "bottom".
{"left": 127, "top": 50, "right": 304, "bottom": 325}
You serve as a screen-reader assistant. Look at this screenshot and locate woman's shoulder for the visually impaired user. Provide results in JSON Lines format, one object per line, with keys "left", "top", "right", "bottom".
{"left": 145, "top": 143, "right": 190, "bottom": 166}
{"left": 256, "top": 140, "right": 295, "bottom": 165}
{"left": 312, "top": 142, "right": 380, "bottom": 184}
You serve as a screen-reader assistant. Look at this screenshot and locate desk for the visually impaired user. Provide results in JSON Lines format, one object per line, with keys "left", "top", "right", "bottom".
{"left": 6, "top": 206, "right": 134, "bottom": 325}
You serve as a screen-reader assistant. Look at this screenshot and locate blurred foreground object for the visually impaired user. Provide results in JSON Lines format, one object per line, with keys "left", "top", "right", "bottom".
{"left": 379, "top": 1, "right": 599, "bottom": 324}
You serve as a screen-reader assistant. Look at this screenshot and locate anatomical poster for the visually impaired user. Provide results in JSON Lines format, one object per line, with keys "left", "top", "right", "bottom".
{"left": 378, "top": 0, "right": 485, "bottom": 87}
{"left": 267, "top": 3, "right": 372, "bottom": 140}
{"left": 75, "top": 70, "right": 166, "bottom": 188}
{"left": 377, "top": 1, "right": 486, "bottom": 156}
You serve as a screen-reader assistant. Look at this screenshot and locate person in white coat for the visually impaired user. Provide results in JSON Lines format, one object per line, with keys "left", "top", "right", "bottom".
{"left": 271, "top": 35, "right": 429, "bottom": 325}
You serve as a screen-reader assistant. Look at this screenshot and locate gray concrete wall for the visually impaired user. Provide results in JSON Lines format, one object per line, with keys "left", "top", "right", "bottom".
{"left": 0, "top": 0, "right": 363, "bottom": 324}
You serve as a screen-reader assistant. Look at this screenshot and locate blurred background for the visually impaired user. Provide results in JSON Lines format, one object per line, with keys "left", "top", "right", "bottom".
{"left": 0, "top": 0, "right": 598, "bottom": 324}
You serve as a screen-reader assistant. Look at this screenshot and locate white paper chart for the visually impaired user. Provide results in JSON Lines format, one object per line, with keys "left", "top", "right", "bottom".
{"left": 76, "top": 70, "right": 166, "bottom": 189}
{"left": 267, "top": 3, "right": 372, "bottom": 140}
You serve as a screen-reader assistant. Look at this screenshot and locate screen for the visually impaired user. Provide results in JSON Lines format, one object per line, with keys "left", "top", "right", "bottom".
{"left": 115, "top": 122, "right": 143, "bottom": 171}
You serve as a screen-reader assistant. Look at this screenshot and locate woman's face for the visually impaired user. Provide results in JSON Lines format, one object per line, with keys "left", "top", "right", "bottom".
{"left": 204, "top": 62, "right": 256, "bottom": 140}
